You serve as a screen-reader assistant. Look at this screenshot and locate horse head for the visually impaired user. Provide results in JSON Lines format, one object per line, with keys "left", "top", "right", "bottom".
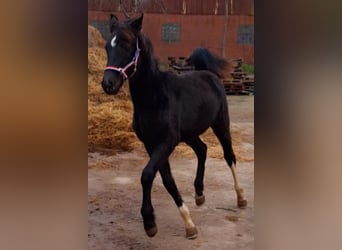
{"left": 101, "top": 13, "right": 143, "bottom": 95}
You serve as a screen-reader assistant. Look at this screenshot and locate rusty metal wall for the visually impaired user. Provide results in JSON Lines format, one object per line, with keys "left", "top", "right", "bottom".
{"left": 229, "top": 0, "right": 253, "bottom": 15}
{"left": 88, "top": 0, "right": 253, "bottom": 16}
{"left": 89, "top": 11, "right": 254, "bottom": 64}
{"left": 88, "top": 0, "right": 117, "bottom": 12}
{"left": 185, "top": 0, "right": 223, "bottom": 15}
{"left": 142, "top": 0, "right": 183, "bottom": 14}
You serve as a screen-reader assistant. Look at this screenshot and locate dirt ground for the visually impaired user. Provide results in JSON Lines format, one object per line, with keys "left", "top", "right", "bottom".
{"left": 88, "top": 95, "right": 254, "bottom": 249}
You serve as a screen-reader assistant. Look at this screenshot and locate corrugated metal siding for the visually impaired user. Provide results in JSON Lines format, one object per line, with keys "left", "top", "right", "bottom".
{"left": 186, "top": 0, "right": 223, "bottom": 15}
{"left": 142, "top": 0, "right": 183, "bottom": 14}
{"left": 88, "top": 0, "right": 120, "bottom": 12}
{"left": 229, "top": 0, "right": 253, "bottom": 15}
{"left": 88, "top": 0, "right": 253, "bottom": 15}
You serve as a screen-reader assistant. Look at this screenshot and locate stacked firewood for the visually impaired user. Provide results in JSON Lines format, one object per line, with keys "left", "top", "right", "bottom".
{"left": 223, "top": 58, "right": 254, "bottom": 95}
{"left": 167, "top": 56, "right": 254, "bottom": 95}
{"left": 167, "top": 57, "right": 194, "bottom": 73}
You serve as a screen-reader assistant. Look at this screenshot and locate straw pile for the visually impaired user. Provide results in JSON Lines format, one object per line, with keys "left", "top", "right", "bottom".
{"left": 88, "top": 26, "right": 142, "bottom": 153}
{"left": 88, "top": 26, "right": 252, "bottom": 161}
{"left": 88, "top": 25, "right": 106, "bottom": 48}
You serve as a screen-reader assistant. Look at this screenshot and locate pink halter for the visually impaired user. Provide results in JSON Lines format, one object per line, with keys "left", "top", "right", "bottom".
{"left": 104, "top": 40, "right": 140, "bottom": 79}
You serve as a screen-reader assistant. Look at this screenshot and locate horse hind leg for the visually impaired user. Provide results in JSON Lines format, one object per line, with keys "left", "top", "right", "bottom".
{"left": 159, "top": 161, "right": 198, "bottom": 239}
{"left": 211, "top": 116, "right": 247, "bottom": 208}
{"left": 186, "top": 137, "right": 207, "bottom": 206}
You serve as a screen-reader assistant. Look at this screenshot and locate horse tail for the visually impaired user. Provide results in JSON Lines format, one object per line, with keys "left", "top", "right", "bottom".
{"left": 187, "top": 47, "right": 229, "bottom": 79}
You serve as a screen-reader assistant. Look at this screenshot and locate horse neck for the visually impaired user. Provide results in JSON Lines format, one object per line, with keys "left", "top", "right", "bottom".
{"left": 128, "top": 41, "right": 162, "bottom": 108}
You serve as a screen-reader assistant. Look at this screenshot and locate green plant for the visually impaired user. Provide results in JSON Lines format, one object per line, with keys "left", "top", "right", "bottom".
{"left": 242, "top": 64, "right": 254, "bottom": 74}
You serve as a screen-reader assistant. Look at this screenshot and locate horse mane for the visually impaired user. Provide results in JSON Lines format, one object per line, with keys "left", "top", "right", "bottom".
{"left": 137, "top": 32, "right": 160, "bottom": 77}
{"left": 187, "top": 48, "right": 229, "bottom": 79}
{"left": 136, "top": 29, "right": 227, "bottom": 79}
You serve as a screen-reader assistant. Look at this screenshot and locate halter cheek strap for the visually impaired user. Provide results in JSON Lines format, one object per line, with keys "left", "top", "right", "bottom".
{"left": 104, "top": 40, "right": 140, "bottom": 80}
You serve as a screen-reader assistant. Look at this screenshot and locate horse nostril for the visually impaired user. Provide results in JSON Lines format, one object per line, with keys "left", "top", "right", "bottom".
{"left": 102, "top": 80, "right": 112, "bottom": 89}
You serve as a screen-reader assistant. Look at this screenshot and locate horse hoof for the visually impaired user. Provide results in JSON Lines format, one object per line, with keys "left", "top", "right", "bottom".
{"left": 186, "top": 227, "right": 198, "bottom": 239}
{"left": 238, "top": 199, "right": 247, "bottom": 208}
{"left": 195, "top": 194, "right": 205, "bottom": 206}
{"left": 145, "top": 225, "right": 158, "bottom": 237}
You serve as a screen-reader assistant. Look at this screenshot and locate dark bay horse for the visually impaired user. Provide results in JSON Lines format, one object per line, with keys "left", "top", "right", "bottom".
{"left": 101, "top": 13, "right": 247, "bottom": 239}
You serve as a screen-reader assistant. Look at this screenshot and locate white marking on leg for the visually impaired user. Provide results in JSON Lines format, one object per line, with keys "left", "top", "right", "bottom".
{"left": 179, "top": 203, "right": 195, "bottom": 229}
{"left": 111, "top": 35, "right": 117, "bottom": 47}
{"left": 230, "top": 164, "right": 245, "bottom": 200}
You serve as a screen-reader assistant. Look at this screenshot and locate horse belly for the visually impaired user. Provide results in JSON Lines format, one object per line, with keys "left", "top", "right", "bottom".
{"left": 133, "top": 115, "right": 172, "bottom": 145}
{"left": 180, "top": 105, "right": 217, "bottom": 140}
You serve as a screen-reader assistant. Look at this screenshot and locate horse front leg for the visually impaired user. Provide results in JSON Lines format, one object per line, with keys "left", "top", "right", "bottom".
{"left": 140, "top": 143, "right": 175, "bottom": 237}
{"left": 140, "top": 165, "right": 158, "bottom": 237}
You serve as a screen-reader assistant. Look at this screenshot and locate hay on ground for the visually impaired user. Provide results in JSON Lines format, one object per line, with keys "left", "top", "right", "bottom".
{"left": 88, "top": 29, "right": 140, "bottom": 153}
{"left": 173, "top": 123, "right": 254, "bottom": 162}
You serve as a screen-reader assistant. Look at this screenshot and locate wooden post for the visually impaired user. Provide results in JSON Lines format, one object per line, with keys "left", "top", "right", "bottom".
{"left": 221, "top": 0, "right": 229, "bottom": 57}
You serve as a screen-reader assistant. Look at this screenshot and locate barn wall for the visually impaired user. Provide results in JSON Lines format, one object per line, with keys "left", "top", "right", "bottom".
{"left": 89, "top": 11, "right": 254, "bottom": 64}
{"left": 88, "top": 0, "right": 253, "bottom": 16}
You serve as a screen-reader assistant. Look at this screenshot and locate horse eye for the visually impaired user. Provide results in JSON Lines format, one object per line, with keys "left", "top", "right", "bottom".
{"left": 105, "top": 42, "right": 111, "bottom": 51}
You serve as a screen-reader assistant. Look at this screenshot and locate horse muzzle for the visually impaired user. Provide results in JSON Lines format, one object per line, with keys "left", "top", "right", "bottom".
{"left": 101, "top": 73, "right": 124, "bottom": 95}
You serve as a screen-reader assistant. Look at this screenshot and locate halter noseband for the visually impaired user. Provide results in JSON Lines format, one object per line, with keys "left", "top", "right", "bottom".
{"left": 104, "top": 39, "right": 140, "bottom": 80}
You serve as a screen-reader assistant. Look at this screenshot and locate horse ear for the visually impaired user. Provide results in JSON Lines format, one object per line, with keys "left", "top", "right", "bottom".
{"left": 129, "top": 13, "right": 144, "bottom": 33}
{"left": 109, "top": 14, "right": 119, "bottom": 33}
